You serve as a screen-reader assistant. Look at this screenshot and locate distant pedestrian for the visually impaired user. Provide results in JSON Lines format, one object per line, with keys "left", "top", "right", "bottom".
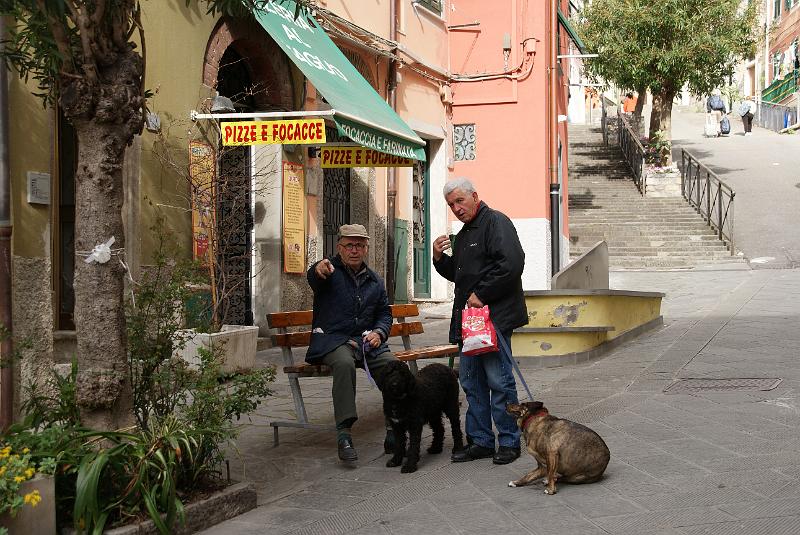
{"left": 706, "top": 89, "right": 727, "bottom": 136}
{"left": 622, "top": 92, "right": 638, "bottom": 114}
{"left": 738, "top": 96, "right": 755, "bottom": 136}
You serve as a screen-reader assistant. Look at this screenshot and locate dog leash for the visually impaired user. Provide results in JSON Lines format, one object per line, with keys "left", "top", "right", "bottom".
{"left": 361, "top": 332, "right": 377, "bottom": 388}
{"left": 496, "top": 332, "right": 533, "bottom": 401}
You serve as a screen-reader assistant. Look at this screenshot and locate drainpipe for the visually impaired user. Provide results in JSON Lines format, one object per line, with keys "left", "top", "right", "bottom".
{"left": 0, "top": 16, "right": 13, "bottom": 430}
{"left": 385, "top": 0, "right": 399, "bottom": 303}
{"left": 548, "top": 0, "right": 561, "bottom": 278}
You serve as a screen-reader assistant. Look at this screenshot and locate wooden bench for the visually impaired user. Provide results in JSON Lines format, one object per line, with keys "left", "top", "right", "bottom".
{"left": 266, "top": 304, "right": 458, "bottom": 446}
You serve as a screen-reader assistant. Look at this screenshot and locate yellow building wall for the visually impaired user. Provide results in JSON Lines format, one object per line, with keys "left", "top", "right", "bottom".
{"left": 8, "top": 77, "right": 52, "bottom": 259}
{"left": 137, "top": 4, "right": 219, "bottom": 261}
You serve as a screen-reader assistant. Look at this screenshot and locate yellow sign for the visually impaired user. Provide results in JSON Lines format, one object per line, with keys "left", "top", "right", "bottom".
{"left": 189, "top": 141, "right": 215, "bottom": 266}
{"left": 320, "top": 146, "right": 415, "bottom": 168}
{"left": 221, "top": 119, "right": 326, "bottom": 146}
{"left": 282, "top": 161, "right": 306, "bottom": 274}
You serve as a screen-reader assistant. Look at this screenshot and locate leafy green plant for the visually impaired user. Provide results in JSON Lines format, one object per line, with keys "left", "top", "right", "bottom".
{"left": 72, "top": 416, "right": 202, "bottom": 534}
{"left": 183, "top": 347, "right": 275, "bottom": 484}
{"left": 646, "top": 129, "right": 672, "bottom": 167}
{"left": 126, "top": 213, "right": 208, "bottom": 429}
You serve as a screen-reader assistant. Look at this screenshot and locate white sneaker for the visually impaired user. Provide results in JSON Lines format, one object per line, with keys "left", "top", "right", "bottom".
{"left": 745, "top": 132, "right": 752, "bottom": 136}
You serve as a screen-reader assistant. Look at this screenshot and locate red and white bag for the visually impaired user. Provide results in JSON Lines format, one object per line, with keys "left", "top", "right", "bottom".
{"left": 461, "top": 305, "right": 498, "bottom": 356}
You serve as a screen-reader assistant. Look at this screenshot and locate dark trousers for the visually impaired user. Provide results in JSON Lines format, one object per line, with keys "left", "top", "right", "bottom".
{"left": 743, "top": 112, "right": 754, "bottom": 133}
{"left": 322, "top": 343, "right": 396, "bottom": 427}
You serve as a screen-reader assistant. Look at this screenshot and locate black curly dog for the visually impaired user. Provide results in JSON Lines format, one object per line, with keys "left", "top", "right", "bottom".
{"left": 380, "top": 360, "right": 464, "bottom": 473}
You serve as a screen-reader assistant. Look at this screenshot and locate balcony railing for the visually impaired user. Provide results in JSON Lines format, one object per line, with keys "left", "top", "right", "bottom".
{"left": 755, "top": 100, "right": 798, "bottom": 132}
{"left": 762, "top": 69, "right": 798, "bottom": 104}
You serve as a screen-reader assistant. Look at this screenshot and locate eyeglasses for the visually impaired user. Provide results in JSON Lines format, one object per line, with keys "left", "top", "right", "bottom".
{"left": 339, "top": 243, "right": 367, "bottom": 251}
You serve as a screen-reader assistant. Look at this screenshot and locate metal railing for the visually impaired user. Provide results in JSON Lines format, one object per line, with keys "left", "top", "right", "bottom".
{"left": 680, "top": 149, "right": 735, "bottom": 254}
{"left": 756, "top": 100, "right": 798, "bottom": 132}
{"left": 617, "top": 112, "right": 646, "bottom": 195}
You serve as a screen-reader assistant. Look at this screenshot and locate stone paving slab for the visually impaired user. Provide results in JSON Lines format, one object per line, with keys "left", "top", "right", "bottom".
{"left": 201, "top": 268, "right": 800, "bottom": 534}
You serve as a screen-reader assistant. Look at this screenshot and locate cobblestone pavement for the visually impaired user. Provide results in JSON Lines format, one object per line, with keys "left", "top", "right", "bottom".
{"left": 202, "top": 268, "right": 800, "bottom": 534}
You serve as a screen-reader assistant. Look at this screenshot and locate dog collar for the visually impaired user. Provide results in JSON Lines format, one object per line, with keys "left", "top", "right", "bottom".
{"left": 520, "top": 414, "right": 536, "bottom": 429}
{"left": 520, "top": 409, "right": 548, "bottom": 429}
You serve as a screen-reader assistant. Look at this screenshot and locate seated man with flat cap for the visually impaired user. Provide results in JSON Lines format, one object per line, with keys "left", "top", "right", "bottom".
{"left": 306, "top": 223, "right": 398, "bottom": 462}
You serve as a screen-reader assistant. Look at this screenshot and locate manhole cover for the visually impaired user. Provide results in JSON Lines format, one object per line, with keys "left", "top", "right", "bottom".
{"left": 664, "top": 378, "right": 782, "bottom": 394}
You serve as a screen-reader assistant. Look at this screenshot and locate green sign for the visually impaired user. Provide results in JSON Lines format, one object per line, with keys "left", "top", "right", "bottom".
{"left": 254, "top": 1, "right": 426, "bottom": 161}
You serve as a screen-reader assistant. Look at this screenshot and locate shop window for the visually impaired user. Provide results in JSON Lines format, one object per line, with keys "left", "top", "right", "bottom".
{"left": 453, "top": 124, "right": 476, "bottom": 161}
{"left": 414, "top": 0, "right": 443, "bottom": 17}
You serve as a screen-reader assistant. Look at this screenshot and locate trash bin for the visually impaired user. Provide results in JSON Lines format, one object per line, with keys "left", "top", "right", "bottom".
{"left": 184, "top": 284, "right": 213, "bottom": 331}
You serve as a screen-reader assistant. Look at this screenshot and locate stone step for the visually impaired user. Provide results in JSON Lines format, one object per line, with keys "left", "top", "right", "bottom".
{"left": 599, "top": 257, "right": 744, "bottom": 268}
{"left": 571, "top": 248, "right": 732, "bottom": 257}
{"left": 571, "top": 239, "right": 730, "bottom": 249}
{"left": 570, "top": 234, "right": 724, "bottom": 243}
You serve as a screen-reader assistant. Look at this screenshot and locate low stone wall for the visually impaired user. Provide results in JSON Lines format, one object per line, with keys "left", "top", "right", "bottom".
{"left": 644, "top": 166, "right": 682, "bottom": 197}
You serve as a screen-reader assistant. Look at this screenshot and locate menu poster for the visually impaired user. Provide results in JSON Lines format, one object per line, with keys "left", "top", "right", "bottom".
{"left": 282, "top": 161, "right": 306, "bottom": 273}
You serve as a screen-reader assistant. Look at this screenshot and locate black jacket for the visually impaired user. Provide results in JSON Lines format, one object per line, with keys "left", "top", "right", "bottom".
{"left": 305, "top": 255, "right": 392, "bottom": 363}
{"left": 433, "top": 202, "right": 528, "bottom": 343}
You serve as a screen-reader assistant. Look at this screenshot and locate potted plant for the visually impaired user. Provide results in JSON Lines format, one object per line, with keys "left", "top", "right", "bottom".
{"left": 0, "top": 446, "right": 56, "bottom": 535}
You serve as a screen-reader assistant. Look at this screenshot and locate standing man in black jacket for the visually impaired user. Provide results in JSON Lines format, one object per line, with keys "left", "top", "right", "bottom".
{"left": 433, "top": 178, "right": 528, "bottom": 465}
{"left": 307, "top": 224, "right": 397, "bottom": 462}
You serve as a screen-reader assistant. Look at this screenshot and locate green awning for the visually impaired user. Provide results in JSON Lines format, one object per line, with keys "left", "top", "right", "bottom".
{"left": 253, "top": 1, "right": 426, "bottom": 161}
{"left": 558, "top": 10, "right": 586, "bottom": 54}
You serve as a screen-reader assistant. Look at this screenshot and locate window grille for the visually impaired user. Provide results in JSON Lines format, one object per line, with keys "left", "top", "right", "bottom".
{"left": 453, "top": 124, "right": 476, "bottom": 161}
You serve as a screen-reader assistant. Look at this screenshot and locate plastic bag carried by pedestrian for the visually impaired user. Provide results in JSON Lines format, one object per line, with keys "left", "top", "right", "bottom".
{"left": 719, "top": 115, "right": 731, "bottom": 136}
{"left": 461, "top": 305, "right": 498, "bottom": 356}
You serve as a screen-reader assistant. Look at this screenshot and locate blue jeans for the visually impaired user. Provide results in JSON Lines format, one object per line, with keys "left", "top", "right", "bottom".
{"left": 458, "top": 331, "right": 520, "bottom": 449}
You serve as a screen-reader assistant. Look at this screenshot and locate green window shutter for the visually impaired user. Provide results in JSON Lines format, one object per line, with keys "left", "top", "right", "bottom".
{"left": 776, "top": 0, "right": 782, "bottom": 17}
{"left": 415, "top": 0, "right": 443, "bottom": 16}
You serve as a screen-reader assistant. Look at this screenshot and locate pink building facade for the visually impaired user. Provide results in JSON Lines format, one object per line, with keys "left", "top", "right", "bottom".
{"left": 448, "top": 0, "right": 574, "bottom": 289}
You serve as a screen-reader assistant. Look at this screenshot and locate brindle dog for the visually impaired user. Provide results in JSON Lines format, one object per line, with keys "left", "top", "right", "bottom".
{"left": 506, "top": 401, "right": 610, "bottom": 495}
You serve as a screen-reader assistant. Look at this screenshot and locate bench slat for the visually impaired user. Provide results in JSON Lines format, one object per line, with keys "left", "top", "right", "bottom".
{"left": 397, "top": 344, "right": 459, "bottom": 361}
{"left": 272, "top": 321, "right": 424, "bottom": 348}
{"left": 283, "top": 344, "right": 459, "bottom": 375}
{"left": 267, "top": 310, "right": 313, "bottom": 328}
{"left": 267, "top": 304, "right": 420, "bottom": 329}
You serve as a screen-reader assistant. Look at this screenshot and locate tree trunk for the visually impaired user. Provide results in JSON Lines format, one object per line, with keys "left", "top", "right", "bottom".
{"left": 649, "top": 90, "right": 676, "bottom": 165}
{"left": 633, "top": 85, "right": 646, "bottom": 119}
{"left": 62, "top": 49, "right": 143, "bottom": 430}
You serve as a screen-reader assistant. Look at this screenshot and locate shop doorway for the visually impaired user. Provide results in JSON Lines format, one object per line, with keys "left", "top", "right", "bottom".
{"left": 216, "top": 47, "right": 255, "bottom": 325}
{"left": 54, "top": 109, "right": 77, "bottom": 330}
{"left": 322, "top": 126, "right": 351, "bottom": 258}
{"left": 412, "top": 143, "right": 431, "bottom": 298}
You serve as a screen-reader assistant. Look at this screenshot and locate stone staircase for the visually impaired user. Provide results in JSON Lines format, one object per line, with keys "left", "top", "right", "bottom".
{"left": 567, "top": 125, "right": 743, "bottom": 269}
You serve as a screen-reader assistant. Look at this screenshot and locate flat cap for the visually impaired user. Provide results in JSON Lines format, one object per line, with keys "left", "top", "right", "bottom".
{"left": 338, "top": 223, "right": 370, "bottom": 239}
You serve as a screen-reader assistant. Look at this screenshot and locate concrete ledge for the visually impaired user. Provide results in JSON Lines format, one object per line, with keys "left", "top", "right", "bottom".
{"left": 524, "top": 289, "right": 665, "bottom": 298}
{"left": 102, "top": 482, "right": 257, "bottom": 535}
{"left": 514, "top": 316, "right": 663, "bottom": 369}
{"left": 516, "top": 326, "right": 615, "bottom": 333}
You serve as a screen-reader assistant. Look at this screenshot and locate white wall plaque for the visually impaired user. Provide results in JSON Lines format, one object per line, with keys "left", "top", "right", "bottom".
{"left": 27, "top": 171, "right": 51, "bottom": 205}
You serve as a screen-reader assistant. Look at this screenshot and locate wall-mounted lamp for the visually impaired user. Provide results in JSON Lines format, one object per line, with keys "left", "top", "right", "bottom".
{"left": 307, "top": 147, "right": 319, "bottom": 158}
{"left": 211, "top": 93, "right": 236, "bottom": 113}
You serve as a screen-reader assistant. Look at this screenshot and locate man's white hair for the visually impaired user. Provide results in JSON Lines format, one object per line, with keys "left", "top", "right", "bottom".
{"left": 443, "top": 177, "right": 476, "bottom": 197}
